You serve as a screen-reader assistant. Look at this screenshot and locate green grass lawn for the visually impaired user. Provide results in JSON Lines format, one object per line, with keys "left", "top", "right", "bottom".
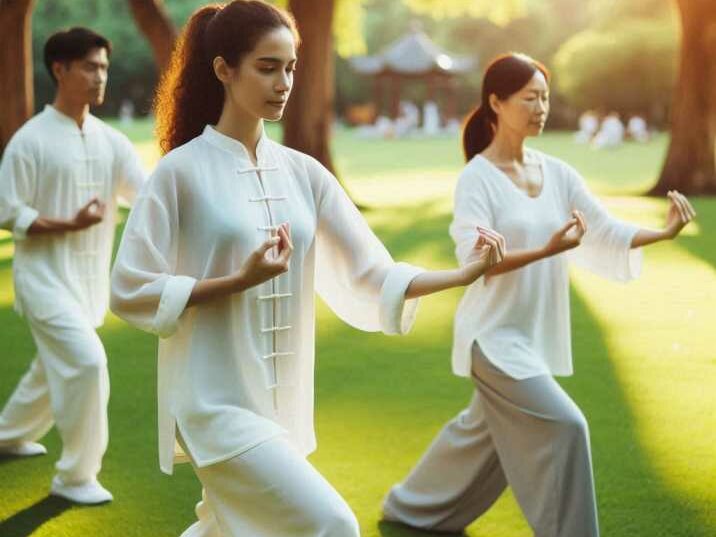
{"left": 1, "top": 121, "right": 714, "bottom": 537}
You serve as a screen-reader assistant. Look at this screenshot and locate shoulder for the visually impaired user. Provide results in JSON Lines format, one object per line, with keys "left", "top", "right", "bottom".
{"left": 267, "top": 139, "right": 321, "bottom": 174}
{"left": 530, "top": 149, "right": 579, "bottom": 179}
{"left": 3, "top": 113, "right": 47, "bottom": 158}
{"left": 142, "top": 140, "right": 201, "bottom": 200}
{"left": 94, "top": 118, "right": 136, "bottom": 152}
{"left": 456, "top": 155, "right": 492, "bottom": 193}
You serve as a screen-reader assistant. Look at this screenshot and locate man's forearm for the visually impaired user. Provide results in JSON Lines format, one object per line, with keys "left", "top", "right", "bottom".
{"left": 27, "top": 216, "right": 82, "bottom": 235}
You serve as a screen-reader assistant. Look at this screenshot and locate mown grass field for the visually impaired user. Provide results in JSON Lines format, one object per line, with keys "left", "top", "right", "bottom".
{"left": 1, "top": 121, "right": 714, "bottom": 537}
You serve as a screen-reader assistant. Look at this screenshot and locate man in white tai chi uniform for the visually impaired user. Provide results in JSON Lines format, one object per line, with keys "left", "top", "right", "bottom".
{"left": 0, "top": 27, "right": 145, "bottom": 504}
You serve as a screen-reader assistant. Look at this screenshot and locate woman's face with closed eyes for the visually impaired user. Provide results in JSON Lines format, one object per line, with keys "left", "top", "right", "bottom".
{"left": 490, "top": 70, "right": 550, "bottom": 137}
{"left": 214, "top": 26, "right": 297, "bottom": 122}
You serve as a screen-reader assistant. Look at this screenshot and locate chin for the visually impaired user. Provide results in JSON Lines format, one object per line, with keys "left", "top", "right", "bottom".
{"left": 264, "top": 111, "right": 284, "bottom": 122}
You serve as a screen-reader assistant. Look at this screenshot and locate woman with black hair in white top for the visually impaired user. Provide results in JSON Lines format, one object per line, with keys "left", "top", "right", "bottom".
{"left": 383, "top": 53, "right": 696, "bottom": 537}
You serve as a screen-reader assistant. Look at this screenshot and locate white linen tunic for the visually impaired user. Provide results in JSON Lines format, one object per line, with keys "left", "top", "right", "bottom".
{"left": 110, "top": 126, "right": 424, "bottom": 474}
{"left": 0, "top": 105, "right": 146, "bottom": 327}
{"left": 449, "top": 149, "right": 642, "bottom": 380}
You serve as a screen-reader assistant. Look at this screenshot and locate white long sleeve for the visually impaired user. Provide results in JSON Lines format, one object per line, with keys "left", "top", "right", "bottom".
{"left": 311, "top": 158, "right": 423, "bottom": 335}
{"left": 110, "top": 171, "right": 196, "bottom": 338}
{"left": 565, "top": 164, "right": 642, "bottom": 282}
{"left": 0, "top": 146, "right": 39, "bottom": 241}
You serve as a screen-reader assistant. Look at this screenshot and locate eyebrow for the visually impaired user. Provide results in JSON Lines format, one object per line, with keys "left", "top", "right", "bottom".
{"left": 257, "top": 57, "right": 297, "bottom": 64}
{"left": 84, "top": 60, "right": 109, "bottom": 68}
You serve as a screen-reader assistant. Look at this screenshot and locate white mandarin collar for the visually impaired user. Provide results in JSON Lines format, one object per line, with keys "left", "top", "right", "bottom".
{"left": 44, "top": 105, "right": 99, "bottom": 135}
{"left": 201, "top": 124, "right": 273, "bottom": 166}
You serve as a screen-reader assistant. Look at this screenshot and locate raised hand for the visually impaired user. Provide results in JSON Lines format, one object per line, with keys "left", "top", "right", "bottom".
{"left": 237, "top": 223, "right": 294, "bottom": 289}
{"left": 544, "top": 210, "right": 587, "bottom": 256}
{"left": 460, "top": 225, "right": 506, "bottom": 284}
{"left": 664, "top": 190, "right": 696, "bottom": 239}
{"left": 72, "top": 197, "right": 106, "bottom": 230}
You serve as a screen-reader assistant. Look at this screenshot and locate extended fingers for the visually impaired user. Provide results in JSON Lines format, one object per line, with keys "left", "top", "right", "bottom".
{"left": 559, "top": 218, "right": 579, "bottom": 236}
{"left": 477, "top": 226, "right": 502, "bottom": 263}
{"left": 673, "top": 191, "right": 696, "bottom": 220}
{"left": 572, "top": 210, "right": 587, "bottom": 234}
{"left": 477, "top": 226, "right": 506, "bottom": 263}
{"left": 668, "top": 191, "right": 690, "bottom": 223}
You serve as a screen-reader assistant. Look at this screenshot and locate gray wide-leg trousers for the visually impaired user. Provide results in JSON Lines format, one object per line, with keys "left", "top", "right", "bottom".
{"left": 383, "top": 344, "right": 599, "bottom": 537}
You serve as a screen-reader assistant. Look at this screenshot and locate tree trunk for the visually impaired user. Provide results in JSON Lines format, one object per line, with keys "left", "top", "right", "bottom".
{"left": 0, "top": 0, "right": 35, "bottom": 155}
{"left": 284, "top": 0, "right": 337, "bottom": 174}
{"left": 127, "top": 0, "right": 177, "bottom": 75}
{"left": 650, "top": 0, "right": 716, "bottom": 195}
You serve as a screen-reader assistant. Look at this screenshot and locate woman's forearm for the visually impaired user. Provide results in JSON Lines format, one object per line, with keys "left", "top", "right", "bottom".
{"left": 630, "top": 227, "right": 670, "bottom": 248}
{"left": 484, "top": 247, "right": 551, "bottom": 277}
{"left": 187, "top": 274, "right": 246, "bottom": 307}
{"left": 404, "top": 269, "right": 466, "bottom": 299}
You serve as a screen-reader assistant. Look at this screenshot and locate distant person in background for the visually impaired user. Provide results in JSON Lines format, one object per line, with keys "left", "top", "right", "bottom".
{"left": 593, "top": 111, "right": 625, "bottom": 149}
{"left": 383, "top": 52, "right": 696, "bottom": 537}
{"left": 627, "top": 114, "right": 650, "bottom": 143}
{"left": 119, "top": 98, "right": 135, "bottom": 126}
{"left": 574, "top": 109, "right": 599, "bottom": 144}
{"left": 0, "top": 27, "right": 146, "bottom": 504}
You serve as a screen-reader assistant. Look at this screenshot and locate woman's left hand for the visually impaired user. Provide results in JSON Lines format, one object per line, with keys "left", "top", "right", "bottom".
{"left": 664, "top": 190, "right": 696, "bottom": 239}
{"left": 460, "top": 226, "right": 506, "bottom": 285}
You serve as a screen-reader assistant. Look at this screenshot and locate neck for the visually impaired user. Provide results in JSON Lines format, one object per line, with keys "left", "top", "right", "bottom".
{"left": 52, "top": 93, "right": 90, "bottom": 129}
{"left": 483, "top": 123, "right": 527, "bottom": 164}
{"left": 215, "top": 101, "right": 263, "bottom": 164}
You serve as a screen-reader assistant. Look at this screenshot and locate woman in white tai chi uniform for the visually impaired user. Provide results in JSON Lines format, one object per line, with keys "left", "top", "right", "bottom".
{"left": 382, "top": 53, "right": 696, "bottom": 537}
{"left": 109, "top": 2, "right": 505, "bottom": 536}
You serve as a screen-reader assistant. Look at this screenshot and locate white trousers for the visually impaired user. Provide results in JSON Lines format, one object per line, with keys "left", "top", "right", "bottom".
{"left": 178, "top": 436, "right": 360, "bottom": 537}
{"left": 383, "top": 343, "right": 599, "bottom": 537}
{"left": 0, "top": 303, "right": 109, "bottom": 484}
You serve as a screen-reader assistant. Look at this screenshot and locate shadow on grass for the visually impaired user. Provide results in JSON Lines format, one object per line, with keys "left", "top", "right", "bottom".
{"left": 378, "top": 520, "right": 466, "bottom": 537}
{"left": 318, "top": 212, "right": 711, "bottom": 536}
{"left": 0, "top": 496, "right": 73, "bottom": 537}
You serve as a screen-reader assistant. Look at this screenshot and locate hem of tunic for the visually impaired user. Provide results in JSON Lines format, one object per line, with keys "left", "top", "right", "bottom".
{"left": 174, "top": 429, "right": 288, "bottom": 471}
{"left": 453, "top": 337, "right": 573, "bottom": 380}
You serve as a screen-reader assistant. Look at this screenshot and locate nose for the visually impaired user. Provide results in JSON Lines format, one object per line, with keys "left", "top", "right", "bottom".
{"left": 275, "top": 72, "right": 291, "bottom": 93}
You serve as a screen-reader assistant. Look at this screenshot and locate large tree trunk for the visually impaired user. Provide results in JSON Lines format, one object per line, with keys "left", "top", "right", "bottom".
{"left": 283, "top": 0, "right": 337, "bottom": 174}
{"left": 650, "top": 0, "right": 716, "bottom": 195}
{"left": 127, "top": 0, "right": 177, "bottom": 75}
{"left": 0, "top": 0, "right": 35, "bottom": 154}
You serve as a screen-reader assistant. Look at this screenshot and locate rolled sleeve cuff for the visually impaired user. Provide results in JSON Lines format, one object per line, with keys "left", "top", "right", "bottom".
{"left": 13, "top": 206, "right": 39, "bottom": 241}
{"left": 616, "top": 223, "right": 643, "bottom": 282}
{"left": 152, "top": 275, "right": 197, "bottom": 338}
{"left": 379, "top": 262, "right": 425, "bottom": 335}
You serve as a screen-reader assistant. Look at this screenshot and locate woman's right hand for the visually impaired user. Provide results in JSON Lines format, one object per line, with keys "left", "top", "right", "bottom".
{"left": 544, "top": 210, "right": 587, "bottom": 256}
{"left": 235, "top": 223, "right": 293, "bottom": 290}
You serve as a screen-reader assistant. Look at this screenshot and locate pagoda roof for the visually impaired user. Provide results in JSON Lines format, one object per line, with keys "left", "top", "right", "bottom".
{"left": 350, "top": 27, "right": 474, "bottom": 76}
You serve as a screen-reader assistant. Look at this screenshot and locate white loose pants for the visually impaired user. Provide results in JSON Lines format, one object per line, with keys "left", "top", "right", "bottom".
{"left": 178, "top": 435, "right": 360, "bottom": 537}
{"left": 0, "top": 301, "right": 109, "bottom": 484}
{"left": 383, "top": 343, "right": 599, "bottom": 537}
